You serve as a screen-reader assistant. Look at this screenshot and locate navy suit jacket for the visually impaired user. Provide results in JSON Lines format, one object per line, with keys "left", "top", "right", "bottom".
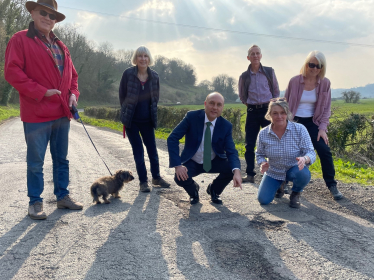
{"left": 167, "top": 109, "right": 241, "bottom": 171}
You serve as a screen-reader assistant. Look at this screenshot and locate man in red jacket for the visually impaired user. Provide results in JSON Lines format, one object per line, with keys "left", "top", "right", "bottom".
{"left": 4, "top": 0, "right": 83, "bottom": 220}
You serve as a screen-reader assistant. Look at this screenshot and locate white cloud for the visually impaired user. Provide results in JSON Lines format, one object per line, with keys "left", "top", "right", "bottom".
{"left": 229, "top": 16, "right": 235, "bottom": 25}
{"left": 78, "top": 11, "right": 101, "bottom": 21}
{"left": 125, "top": 0, "right": 175, "bottom": 17}
{"left": 209, "top": 6, "right": 216, "bottom": 12}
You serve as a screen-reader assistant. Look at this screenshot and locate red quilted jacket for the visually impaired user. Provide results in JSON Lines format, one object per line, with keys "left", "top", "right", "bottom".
{"left": 4, "top": 22, "right": 80, "bottom": 123}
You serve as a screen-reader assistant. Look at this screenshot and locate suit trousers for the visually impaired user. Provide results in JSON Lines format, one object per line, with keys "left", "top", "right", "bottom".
{"left": 174, "top": 157, "right": 233, "bottom": 197}
{"left": 245, "top": 106, "right": 270, "bottom": 176}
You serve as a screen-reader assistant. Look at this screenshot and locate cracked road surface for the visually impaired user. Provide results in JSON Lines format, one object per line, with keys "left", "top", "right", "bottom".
{"left": 0, "top": 118, "right": 374, "bottom": 279}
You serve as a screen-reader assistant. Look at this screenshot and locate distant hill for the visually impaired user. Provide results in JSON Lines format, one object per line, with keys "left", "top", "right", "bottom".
{"left": 331, "top": 84, "right": 374, "bottom": 99}
{"left": 280, "top": 83, "right": 374, "bottom": 99}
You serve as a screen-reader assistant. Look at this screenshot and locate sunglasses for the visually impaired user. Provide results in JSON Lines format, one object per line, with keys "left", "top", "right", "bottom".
{"left": 37, "top": 9, "right": 56, "bottom": 21}
{"left": 308, "top": 62, "right": 323, "bottom": 69}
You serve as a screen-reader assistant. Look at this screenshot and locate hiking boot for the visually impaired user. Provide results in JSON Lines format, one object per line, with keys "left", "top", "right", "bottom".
{"left": 28, "top": 201, "right": 47, "bottom": 220}
{"left": 152, "top": 177, "right": 171, "bottom": 188}
{"left": 242, "top": 175, "right": 255, "bottom": 183}
{"left": 289, "top": 191, "right": 301, "bottom": 208}
{"left": 275, "top": 182, "right": 285, "bottom": 198}
{"left": 328, "top": 185, "right": 343, "bottom": 200}
{"left": 140, "top": 182, "right": 151, "bottom": 192}
{"left": 57, "top": 195, "right": 83, "bottom": 210}
{"left": 284, "top": 182, "right": 291, "bottom": 194}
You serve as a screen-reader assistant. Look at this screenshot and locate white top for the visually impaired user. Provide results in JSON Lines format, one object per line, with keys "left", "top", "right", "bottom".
{"left": 295, "top": 88, "right": 317, "bottom": 118}
{"left": 191, "top": 113, "right": 217, "bottom": 164}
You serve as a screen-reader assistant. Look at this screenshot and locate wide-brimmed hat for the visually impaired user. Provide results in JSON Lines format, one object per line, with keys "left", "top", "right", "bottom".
{"left": 25, "top": 0, "right": 65, "bottom": 22}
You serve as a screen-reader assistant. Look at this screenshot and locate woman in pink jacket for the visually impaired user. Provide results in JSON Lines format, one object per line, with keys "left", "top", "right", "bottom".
{"left": 285, "top": 51, "right": 343, "bottom": 200}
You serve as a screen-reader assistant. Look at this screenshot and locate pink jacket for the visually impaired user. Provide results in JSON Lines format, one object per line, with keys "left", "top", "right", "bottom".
{"left": 4, "top": 23, "right": 79, "bottom": 123}
{"left": 285, "top": 74, "right": 332, "bottom": 131}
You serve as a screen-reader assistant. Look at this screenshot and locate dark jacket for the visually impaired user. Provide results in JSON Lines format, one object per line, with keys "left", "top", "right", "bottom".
{"left": 167, "top": 109, "right": 241, "bottom": 171}
{"left": 119, "top": 66, "right": 159, "bottom": 128}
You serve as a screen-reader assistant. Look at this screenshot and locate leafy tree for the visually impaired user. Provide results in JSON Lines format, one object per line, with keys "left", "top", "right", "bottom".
{"left": 341, "top": 90, "right": 361, "bottom": 103}
{"left": 0, "top": 0, "right": 31, "bottom": 105}
{"left": 211, "top": 74, "right": 237, "bottom": 101}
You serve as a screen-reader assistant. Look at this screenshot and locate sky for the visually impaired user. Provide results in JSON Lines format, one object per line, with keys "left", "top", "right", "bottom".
{"left": 55, "top": 0, "right": 374, "bottom": 91}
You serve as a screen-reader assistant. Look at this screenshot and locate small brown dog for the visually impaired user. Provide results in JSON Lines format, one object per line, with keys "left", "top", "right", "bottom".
{"left": 91, "top": 170, "right": 134, "bottom": 204}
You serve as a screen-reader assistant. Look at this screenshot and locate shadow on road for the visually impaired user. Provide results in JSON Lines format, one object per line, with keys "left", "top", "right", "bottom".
{"left": 269, "top": 196, "right": 374, "bottom": 278}
{"left": 0, "top": 210, "right": 68, "bottom": 280}
{"left": 84, "top": 198, "right": 132, "bottom": 217}
{"left": 175, "top": 202, "right": 295, "bottom": 280}
{"left": 83, "top": 191, "right": 169, "bottom": 279}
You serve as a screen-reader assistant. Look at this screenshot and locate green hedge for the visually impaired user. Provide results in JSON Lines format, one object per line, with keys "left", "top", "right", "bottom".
{"left": 84, "top": 106, "right": 244, "bottom": 141}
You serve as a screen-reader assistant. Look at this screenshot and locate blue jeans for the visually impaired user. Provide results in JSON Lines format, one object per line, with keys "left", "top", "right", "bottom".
{"left": 125, "top": 121, "right": 160, "bottom": 183}
{"left": 294, "top": 116, "right": 337, "bottom": 187}
{"left": 245, "top": 107, "right": 270, "bottom": 176}
{"left": 23, "top": 117, "right": 70, "bottom": 205}
{"left": 257, "top": 166, "right": 311, "bottom": 205}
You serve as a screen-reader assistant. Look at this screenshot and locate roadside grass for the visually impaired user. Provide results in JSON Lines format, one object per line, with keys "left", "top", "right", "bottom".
{"left": 310, "top": 157, "right": 374, "bottom": 186}
{"left": 0, "top": 104, "right": 20, "bottom": 122}
{"left": 79, "top": 114, "right": 184, "bottom": 143}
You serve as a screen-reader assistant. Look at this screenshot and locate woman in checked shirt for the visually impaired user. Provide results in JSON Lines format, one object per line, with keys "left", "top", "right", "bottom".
{"left": 255, "top": 98, "right": 316, "bottom": 208}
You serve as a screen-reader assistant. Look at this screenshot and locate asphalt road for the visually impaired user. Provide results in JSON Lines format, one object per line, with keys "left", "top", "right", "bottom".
{"left": 0, "top": 117, "right": 373, "bottom": 280}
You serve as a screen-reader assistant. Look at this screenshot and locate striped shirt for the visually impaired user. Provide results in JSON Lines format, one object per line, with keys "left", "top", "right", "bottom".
{"left": 36, "top": 30, "right": 64, "bottom": 76}
{"left": 239, "top": 67, "right": 280, "bottom": 105}
{"left": 255, "top": 121, "right": 316, "bottom": 180}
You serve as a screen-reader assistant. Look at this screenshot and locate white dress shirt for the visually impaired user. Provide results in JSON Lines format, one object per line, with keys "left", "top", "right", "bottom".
{"left": 191, "top": 113, "right": 217, "bottom": 164}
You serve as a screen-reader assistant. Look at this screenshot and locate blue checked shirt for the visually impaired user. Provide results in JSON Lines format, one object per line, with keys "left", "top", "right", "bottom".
{"left": 256, "top": 121, "right": 316, "bottom": 181}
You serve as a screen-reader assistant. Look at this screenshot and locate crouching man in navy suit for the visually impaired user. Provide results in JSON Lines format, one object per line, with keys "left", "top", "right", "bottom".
{"left": 167, "top": 92, "right": 242, "bottom": 204}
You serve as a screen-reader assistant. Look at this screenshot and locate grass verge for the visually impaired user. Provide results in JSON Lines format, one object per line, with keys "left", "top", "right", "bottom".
{"left": 0, "top": 105, "right": 20, "bottom": 123}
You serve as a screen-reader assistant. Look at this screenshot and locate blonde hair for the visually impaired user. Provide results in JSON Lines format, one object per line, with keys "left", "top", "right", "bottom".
{"left": 265, "top": 98, "right": 293, "bottom": 122}
{"left": 247, "top": 44, "right": 261, "bottom": 56}
{"left": 131, "top": 46, "right": 154, "bottom": 66}
{"left": 300, "top": 50, "right": 326, "bottom": 79}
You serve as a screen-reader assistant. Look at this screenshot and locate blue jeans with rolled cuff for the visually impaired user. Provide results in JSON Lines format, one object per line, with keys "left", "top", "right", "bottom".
{"left": 125, "top": 121, "right": 160, "bottom": 183}
{"left": 257, "top": 165, "right": 311, "bottom": 205}
{"left": 23, "top": 117, "right": 70, "bottom": 205}
{"left": 293, "top": 116, "right": 337, "bottom": 188}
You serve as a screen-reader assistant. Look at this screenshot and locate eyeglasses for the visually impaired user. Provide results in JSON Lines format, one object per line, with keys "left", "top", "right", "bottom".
{"left": 37, "top": 9, "right": 56, "bottom": 21}
{"left": 308, "top": 62, "right": 323, "bottom": 69}
{"left": 270, "top": 97, "right": 287, "bottom": 102}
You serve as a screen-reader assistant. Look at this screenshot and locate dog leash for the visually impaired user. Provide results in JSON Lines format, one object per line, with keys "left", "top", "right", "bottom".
{"left": 71, "top": 105, "right": 113, "bottom": 176}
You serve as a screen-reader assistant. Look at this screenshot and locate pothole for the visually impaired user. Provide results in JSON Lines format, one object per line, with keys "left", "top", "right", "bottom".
{"left": 213, "top": 240, "right": 288, "bottom": 280}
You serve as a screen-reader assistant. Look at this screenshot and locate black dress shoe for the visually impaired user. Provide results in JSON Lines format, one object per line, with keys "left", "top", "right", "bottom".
{"left": 211, "top": 194, "right": 222, "bottom": 204}
{"left": 190, "top": 196, "right": 199, "bottom": 205}
{"left": 206, "top": 184, "right": 223, "bottom": 204}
